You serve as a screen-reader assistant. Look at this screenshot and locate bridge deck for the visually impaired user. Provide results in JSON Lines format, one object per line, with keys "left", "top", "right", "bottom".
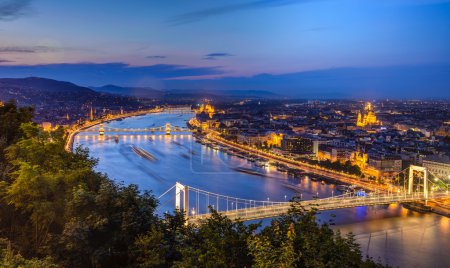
{"left": 187, "top": 192, "right": 449, "bottom": 224}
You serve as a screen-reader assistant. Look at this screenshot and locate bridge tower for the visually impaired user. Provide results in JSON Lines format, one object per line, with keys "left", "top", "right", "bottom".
{"left": 175, "top": 182, "right": 189, "bottom": 217}
{"left": 99, "top": 124, "right": 105, "bottom": 136}
{"left": 408, "top": 165, "right": 428, "bottom": 199}
{"left": 165, "top": 123, "right": 171, "bottom": 135}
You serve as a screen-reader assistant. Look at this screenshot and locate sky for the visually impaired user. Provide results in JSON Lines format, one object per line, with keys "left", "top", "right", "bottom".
{"left": 0, "top": 0, "right": 449, "bottom": 98}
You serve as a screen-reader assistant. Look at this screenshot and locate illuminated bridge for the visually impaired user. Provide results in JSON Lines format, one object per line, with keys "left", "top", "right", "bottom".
{"left": 158, "top": 166, "right": 450, "bottom": 225}
{"left": 80, "top": 123, "right": 191, "bottom": 136}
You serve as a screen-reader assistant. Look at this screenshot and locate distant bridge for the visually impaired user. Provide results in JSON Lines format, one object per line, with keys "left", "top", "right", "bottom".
{"left": 80, "top": 123, "right": 192, "bottom": 135}
{"left": 162, "top": 106, "right": 193, "bottom": 114}
{"left": 158, "top": 166, "right": 450, "bottom": 225}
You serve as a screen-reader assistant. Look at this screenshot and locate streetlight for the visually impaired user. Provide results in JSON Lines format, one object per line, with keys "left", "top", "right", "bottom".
{"left": 284, "top": 195, "right": 287, "bottom": 202}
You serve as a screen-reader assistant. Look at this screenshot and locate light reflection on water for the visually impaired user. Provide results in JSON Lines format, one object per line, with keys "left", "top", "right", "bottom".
{"left": 75, "top": 112, "right": 449, "bottom": 268}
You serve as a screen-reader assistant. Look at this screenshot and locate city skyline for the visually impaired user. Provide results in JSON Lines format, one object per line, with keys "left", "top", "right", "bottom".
{"left": 0, "top": 0, "right": 449, "bottom": 98}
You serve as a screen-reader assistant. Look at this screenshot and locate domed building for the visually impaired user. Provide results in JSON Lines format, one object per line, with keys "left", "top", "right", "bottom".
{"left": 356, "top": 102, "right": 380, "bottom": 127}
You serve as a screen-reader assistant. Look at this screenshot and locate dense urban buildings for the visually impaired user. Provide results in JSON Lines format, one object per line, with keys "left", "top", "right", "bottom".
{"left": 194, "top": 100, "right": 450, "bottom": 183}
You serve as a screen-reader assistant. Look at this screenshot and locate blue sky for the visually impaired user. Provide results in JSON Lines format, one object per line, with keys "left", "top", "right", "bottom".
{"left": 0, "top": 0, "right": 449, "bottom": 98}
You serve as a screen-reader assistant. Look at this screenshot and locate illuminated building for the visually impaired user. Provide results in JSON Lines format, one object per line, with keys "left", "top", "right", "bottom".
{"left": 356, "top": 102, "right": 380, "bottom": 127}
{"left": 0, "top": 101, "right": 4, "bottom": 107}
{"left": 90, "top": 106, "right": 94, "bottom": 121}
{"left": 365, "top": 154, "right": 402, "bottom": 180}
{"left": 197, "top": 103, "right": 215, "bottom": 118}
{"left": 267, "top": 132, "right": 283, "bottom": 147}
{"left": 201, "top": 122, "right": 209, "bottom": 131}
{"left": 236, "top": 132, "right": 282, "bottom": 147}
{"left": 423, "top": 155, "right": 450, "bottom": 180}
{"left": 317, "top": 145, "right": 354, "bottom": 163}
{"left": 353, "top": 144, "right": 368, "bottom": 169}
{"left": 281, "top": 135, "right": 321, "bottom": 155}
{"left": 41, "top": 122, "right": 53, "bottom": 131}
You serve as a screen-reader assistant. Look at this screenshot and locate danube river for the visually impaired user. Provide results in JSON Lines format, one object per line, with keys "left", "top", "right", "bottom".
{"left": 74, "top": 112, "right": 449, "bottom": 268}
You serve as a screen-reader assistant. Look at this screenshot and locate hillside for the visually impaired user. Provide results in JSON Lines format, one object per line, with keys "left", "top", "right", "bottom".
{"left": 0, "top": 77, "right": 99, "bottom": 106}
{"left": 0, "top": 77, "right": 143, "bottom": 123}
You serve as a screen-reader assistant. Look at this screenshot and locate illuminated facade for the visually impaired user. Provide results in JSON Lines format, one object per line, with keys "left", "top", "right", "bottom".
{"left": 353, "top": 145, "right": 368, "bottom": 169}
{"left": 267, "top": 133, "right": 283, "bottom": 147}
{"left": 90, "top": 106, "right": 94, "bottom": 121}
{"left": 41, "top": 122, "right": 53, "bottom": 132}
{"left": 356, "top": 102, "right": 380, "bottom": 127}
{"left": 423, "top": 155, "right": 450, "bottom": 180}
{"left": 197, "top": 103, "right": 215, "bottom": 118}
{"left": 365, "top": 154, "right": 402, "bottom": 179}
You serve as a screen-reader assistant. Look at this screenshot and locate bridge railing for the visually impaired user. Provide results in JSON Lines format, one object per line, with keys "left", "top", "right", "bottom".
{"left": 186, "top": 191, "right": 450, "bottom": 224}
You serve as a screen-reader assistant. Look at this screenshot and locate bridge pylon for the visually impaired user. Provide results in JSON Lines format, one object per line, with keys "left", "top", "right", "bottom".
{"left": 408, "top": 165, "right": 428, "bottom": 199}
{"left": 99, "top": 124, "right": 105, "bottom": 136}
{"left": 175, "top": 182, "right": 189, "bottom": 217}
{"left": 165, "top": 123, "right": 171, "bottom": 135}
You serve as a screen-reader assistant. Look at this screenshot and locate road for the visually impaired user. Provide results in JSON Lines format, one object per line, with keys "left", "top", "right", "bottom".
{"left": 204, "top": 131, "right": 392, "bottom": 193}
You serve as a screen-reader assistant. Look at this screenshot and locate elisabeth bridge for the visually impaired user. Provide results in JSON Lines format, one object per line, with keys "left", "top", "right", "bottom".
{"left": 158, "top": 165, "right": 450, "bottom": 225}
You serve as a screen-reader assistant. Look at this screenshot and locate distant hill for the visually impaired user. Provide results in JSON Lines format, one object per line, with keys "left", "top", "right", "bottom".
{"left": 91, "top": 85, "right": 164, "bottom": 99}
{"left": 0, "top": 77, "right": 99, "bottom": 106}
{"left": 0, "top": 77, "right": 143, "bottom": 123}
{"left": 90, "top": 85, "right": 278, "bottom": 100}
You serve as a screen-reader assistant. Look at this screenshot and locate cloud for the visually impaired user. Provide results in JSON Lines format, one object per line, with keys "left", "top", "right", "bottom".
{"left": 0, "top": 45, "right": 93, "bottom": 54}
{"left": 146, "top": 55, "right": 167, "bottom": 59}
{"left": 0, "top": 0, "right": 32, "bottom": 21}
{"left": 0, "top": 58, "right": 13, "bottom": 63}
{"left": 0, "top": 46, "right": 58, "bottom": 54}
{"left": 203, "top": 52, "right": 234, "bottom": 60}
{"left": 0, "top": 62, "right": 225, "bottom": 86}
{"left": 169, "top": 0, "right": 313, "bottom": 25}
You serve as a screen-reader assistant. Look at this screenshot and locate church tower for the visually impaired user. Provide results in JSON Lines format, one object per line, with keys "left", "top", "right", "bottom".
{"left": 90, "top": 106, "right": 94, "bottom": 121}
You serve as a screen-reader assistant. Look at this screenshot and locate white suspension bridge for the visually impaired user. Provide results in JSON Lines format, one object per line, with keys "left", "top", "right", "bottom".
{"left": 158, "top": 165, "right": 450, "bottom": 225}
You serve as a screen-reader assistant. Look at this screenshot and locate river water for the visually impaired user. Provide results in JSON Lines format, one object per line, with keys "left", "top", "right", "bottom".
{"left": 74, "top": 112, "right": 450, "bottom": 268}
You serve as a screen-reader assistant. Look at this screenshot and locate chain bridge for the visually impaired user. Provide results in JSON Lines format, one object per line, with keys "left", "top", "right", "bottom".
{"left": 158, "top": 165, "right": 450, "bottom": 225}
{"left": 80, "top": 122, "right": 191, "bottom": 136}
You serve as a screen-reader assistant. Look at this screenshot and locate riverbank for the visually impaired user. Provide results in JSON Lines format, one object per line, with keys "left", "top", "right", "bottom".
{"left": 199, "top": 131, "right": 450, "bottom": 218}
{"left": 64, "top": 108, "right": 163, "bottom": 152}
{"left": 201, "top": 131, "right": 385, "bottom": 193}
{"left": 427, "top": 199, "right": 450, "bottom": 217}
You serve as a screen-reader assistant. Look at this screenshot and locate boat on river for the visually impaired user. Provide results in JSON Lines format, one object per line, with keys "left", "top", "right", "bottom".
{"left": 254, "top": 160, "right": 268, "bottom": 167}
{"left": 233, "top": 167, "right": 267, "bottom": 177}
{"left": 131, "top": 145, "right": 158, "bottom": 161}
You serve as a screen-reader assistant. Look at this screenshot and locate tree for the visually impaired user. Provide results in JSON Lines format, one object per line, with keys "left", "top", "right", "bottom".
{"left": 173, "top": 209, "right": 257, "bottom": 268}
{"left": 0, "top": 101, "right": 33, "bottom": 180}
{"left": 248, "top": 198, "right": 387, "bottom": 267}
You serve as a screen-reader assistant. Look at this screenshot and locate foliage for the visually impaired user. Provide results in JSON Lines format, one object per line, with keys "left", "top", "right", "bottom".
{"left": 298, "top": 157, "right": 363, "bottom": 177}
{"left": 0, "top": 238, "right": 59, "bottom": 268}
{"left": 0, "top": 100, "right": 33, "bottom": 180}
